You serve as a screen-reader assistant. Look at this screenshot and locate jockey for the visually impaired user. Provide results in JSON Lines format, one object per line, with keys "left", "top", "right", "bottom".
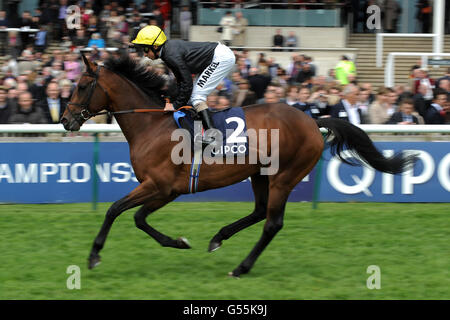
{"left": 132, "top": 25, "right": 236, "bottom": 145}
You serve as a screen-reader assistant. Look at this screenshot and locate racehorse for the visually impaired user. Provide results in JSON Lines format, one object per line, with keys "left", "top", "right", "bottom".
{"left": 61, "top": 54, "right": 416, "bottom": 277}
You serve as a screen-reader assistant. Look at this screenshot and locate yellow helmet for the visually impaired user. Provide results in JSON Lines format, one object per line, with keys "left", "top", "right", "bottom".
{"left": 132, "top": 25, "right": 167, "bottom": 47}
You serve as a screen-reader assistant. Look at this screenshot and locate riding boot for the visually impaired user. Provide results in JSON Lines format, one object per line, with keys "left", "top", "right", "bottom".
{"left": 198, "top": 109, "right": 218, "bottom": 146}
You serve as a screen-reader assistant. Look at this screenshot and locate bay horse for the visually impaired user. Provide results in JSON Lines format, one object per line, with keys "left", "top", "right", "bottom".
{"left": 61, "top": 54, "right": 416, "bottom": 277}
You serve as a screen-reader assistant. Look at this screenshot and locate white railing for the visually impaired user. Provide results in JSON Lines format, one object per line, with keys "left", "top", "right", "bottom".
{"left": 0, "top": 124, "right": 448, "bottom": 134}
{"left": 385, "top": 52, "right": 450, "bottom": 87}
{"left": 376, "top": 33, "right": 438, "bottom": 68}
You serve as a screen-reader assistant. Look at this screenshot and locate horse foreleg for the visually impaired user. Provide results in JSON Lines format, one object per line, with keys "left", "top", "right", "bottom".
{"left": 88, "top": 181, "right": 158, "bottom": 269}
{"left": 230, "top": 184, "right": 290, "bottom": 277}
{"left": 134, "top": 197, "right": 191, "bottom": 249}
{"left": 208, "top": 174, "right": 268, "bottom": 252}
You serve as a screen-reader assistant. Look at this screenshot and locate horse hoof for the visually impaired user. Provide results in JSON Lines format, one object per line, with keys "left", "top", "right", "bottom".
{"left": 208, "top": 241, "right": 222, "bottom": 252}
{"left": 177, "top": 237, "right": 191, "bottom": 249}
{"left": 88, "top": 256, "right": 101, "bottom": 269}
{"left": 228, "top": 271, "right": 240, "bottom": 278}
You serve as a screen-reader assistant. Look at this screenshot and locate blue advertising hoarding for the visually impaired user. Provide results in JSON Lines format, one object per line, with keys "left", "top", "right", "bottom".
{"left": 0, "top": 141, "right": 448, "bottom": 203}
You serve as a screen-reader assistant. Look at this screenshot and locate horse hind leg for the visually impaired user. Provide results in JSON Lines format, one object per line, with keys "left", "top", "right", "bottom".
{"left": 208, "top": 174, "right": 268, "bottom": 252}
{"left": 134, "top": 197, "right": 191, "bottom": 249}
{"left": 230, "top": 182, "right": 290, "bottom": 277}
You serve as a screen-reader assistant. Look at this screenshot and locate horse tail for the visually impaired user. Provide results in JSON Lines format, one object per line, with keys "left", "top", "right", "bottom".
{"left": 315, "top": 118, "right": 417, "bottom": 174}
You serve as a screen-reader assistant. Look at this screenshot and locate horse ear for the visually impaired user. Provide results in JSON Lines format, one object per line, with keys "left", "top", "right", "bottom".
{"left": 81, "top": 52, "right": 93, "bottom": 73}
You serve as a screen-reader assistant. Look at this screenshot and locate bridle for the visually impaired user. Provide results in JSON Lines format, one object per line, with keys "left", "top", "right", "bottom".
{"left": 66, "top": 65, "right": 111, "bottom": 126}
{"left": 66, "top": 64, "right": 193, "bottom": 125}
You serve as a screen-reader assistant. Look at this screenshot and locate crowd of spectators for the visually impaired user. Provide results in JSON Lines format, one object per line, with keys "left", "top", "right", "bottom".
{"left": 0, "top": 1, "right": 449, "bottom": 128}
{"left": 206, "top": 52, "right": 450, "bottom": 125}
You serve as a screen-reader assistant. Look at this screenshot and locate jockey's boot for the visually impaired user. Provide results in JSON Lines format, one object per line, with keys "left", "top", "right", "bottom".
{"left": 198, "top": 109, "right": 219, "bottom": 146}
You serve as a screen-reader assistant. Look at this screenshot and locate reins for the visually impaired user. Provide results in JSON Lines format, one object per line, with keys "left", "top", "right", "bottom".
{"left": 67, "top": 64, "right": 193, "bottom": 124}
{"left": 87, "top": 105, "right": 193, "bottom": 119}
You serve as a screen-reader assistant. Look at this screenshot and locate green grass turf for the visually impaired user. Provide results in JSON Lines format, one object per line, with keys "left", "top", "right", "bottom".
{"left": 0, "top": 202, "right": 448, "bottom": 300}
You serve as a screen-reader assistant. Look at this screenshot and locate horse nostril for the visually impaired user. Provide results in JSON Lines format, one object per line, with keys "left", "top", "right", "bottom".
{"left": 60, "top": 117, "right": 68, "bottom": 125}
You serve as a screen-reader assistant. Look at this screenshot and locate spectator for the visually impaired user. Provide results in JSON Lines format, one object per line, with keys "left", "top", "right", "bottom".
{"left": 291, "top": 86, "right": 310, "bottom": 112}
{"left": 8, "top": 30, "right": 22, "bottom": 59}
{"left": 308, "top": 86, "right": 330, "bottom": 117}
{"left": 262, "top": 90, "right": 280, "bottom": 104}
{"left": 129, "top": 13, "right": 143, "bottom": 41}
{"left": 413, "top": 83, "right": 431, "bottom": 119}
{"left": 369, "top": 87, "right": 397, "bottom": 124}
{"left": 63, "top": 54, "right": 81, "bottom": 82}
{"left": 285, "top": 31, "right": 298, "bottom": 51}
{"left": 360, "top": 83, "right": 376, "bottom": 104}
{"left": 394, "top": 84, "right": 412, "bottom": 105}
{"left": 231, "top": 79, "right": 257, "bottom": 107}
{"left": 34, "top": 25, "right": 48, "bottom": 53}
{"left": 86, "top": 15, "right": 100, "bottom": 38}
{"left": 335, "top": 55, "right": 356, "bottom": 85}
{"left": 117, "top": 15, "right": 128, "bottom": 36}
{"left": 296, "top": 63, "right": 314, "bottom": 86}
{"left": 438, "top": 79, "right": 450, "bottom": 94}
{"left": 384, "top": 0, "right": 400, "bottom": 33}
{"left": 413, "top": 68, "right": 434, "bottom": 98}
{"left": 50, "top": 60, "right": 65, "bottom": 80}
{"left": 206, "top": 92, "right": 219, "bottom": 109}
{"left": 436, "top": 68, "right": 450, "bottom": 89}
{"left": 217, "top": 95, "right": 231, "bottom": 110}
{"left": 443, "top": 99, "right": 450, "bottom": 124}
{"left": 416, "top": 0, "right": 432, "bottom": 33}
{"left": 8, "top": 91, "right": 46, "bottom": 124}
{"left": 248, "top": 67, "right": 271, "bottom": 100}
{"left": 215, "top": 81, "right": 232, "bottom": 100}
{"left": 73, "top": 29, "right": 89, "bottom": 48}
{"left": 386, "top": 99, "right": 419, "bottom": 125}
{"left": 292, "top": 86, "right": 320, "bottom": 119}
{"left": 36, "top": 81, "right": 67, "bottom": 124}
{"left": 285, "top": 85, "right": 300, "bottom": 106}
{"left": 56, "top": 0, "right": 68, "bottom": 40}
{"left": 0, "top": 86, "right": 13, "bottom": 124}
{"left": 0, "top": 10, "right": 8, "bottom": 56}
{"left": 88, "top": 33, "right": 106, "bottom": 49}
{"left": 106, "top": 10, "right": 121, "bottom": 40}
{"left": 235, "top": 57, "right": 250, "bottom": 79}
{"left": 330, "top": 84, "right": 365, "bottom": 125}
{"left": 233, "top": 11, "right": 248, "bottom": 48}
{"left": 272, "top": 29, "right": 284, "bottom": 52}
{"left": 19, "top": 11, "right": 37, "bottom": 50}
{"left": 179, "top": 6, "right": 192, "bottom": 41}
{"left": 425, "top": 89, "right": 448, "bottom": 124}
{"left": 17, "top": 51, "right": 39, "bottom": 75}
{"left": 219, "top": 11, "right": 236, "bottom": 46}
{"left": 151, "top": 6, "right": 165, "bottom": 29}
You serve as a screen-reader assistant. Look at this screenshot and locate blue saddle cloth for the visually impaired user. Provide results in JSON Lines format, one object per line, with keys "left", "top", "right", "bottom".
{"left": 173, "top": 107, "right": 249, "bottom": 157}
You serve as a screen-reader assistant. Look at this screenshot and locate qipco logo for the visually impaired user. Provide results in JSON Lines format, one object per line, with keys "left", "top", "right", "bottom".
{"left": 327, "top": 150, "right": 450, "bottom": 196}
{"left": 66, "top": 5, "right": 81, "bottom": 30}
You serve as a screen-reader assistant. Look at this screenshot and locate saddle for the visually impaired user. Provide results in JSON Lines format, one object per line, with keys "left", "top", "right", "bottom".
{"left": 173, "top": 107, "right": 249, "bottom": 157}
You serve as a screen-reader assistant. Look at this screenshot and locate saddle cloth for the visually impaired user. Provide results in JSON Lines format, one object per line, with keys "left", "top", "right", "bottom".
{"left": 173, "top": 107, "right": 249, "bottom": 157}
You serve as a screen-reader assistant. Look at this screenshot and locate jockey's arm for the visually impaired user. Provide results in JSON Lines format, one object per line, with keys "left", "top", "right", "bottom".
{"left": 163, "top": 55, "right": 193, "bottom": 110}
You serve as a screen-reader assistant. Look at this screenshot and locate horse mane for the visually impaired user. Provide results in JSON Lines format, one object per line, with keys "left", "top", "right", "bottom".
{"left": 103, "top": 54, "right": 170, "bottom": 107}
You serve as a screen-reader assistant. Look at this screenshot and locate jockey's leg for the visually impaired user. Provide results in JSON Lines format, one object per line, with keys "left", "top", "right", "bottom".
{"left": 194, "top": 101, "right": 218, "bottom": 145}
{"left": 191, "top": 43, "right": 235, "bottom": 145}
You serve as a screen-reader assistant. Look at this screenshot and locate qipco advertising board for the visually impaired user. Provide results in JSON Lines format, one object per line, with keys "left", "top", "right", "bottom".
{"left": 0, "top": 141, "right": 448, "bottom": 203}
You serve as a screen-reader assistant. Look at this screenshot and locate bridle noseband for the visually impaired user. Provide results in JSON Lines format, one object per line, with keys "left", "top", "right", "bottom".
{"left": 67, "top": 65, "right": 111, "bottom": 125}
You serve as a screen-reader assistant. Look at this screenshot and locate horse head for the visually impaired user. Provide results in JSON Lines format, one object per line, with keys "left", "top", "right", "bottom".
{"left": 61, "top": 52, "right": 110, "bottom": 131}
